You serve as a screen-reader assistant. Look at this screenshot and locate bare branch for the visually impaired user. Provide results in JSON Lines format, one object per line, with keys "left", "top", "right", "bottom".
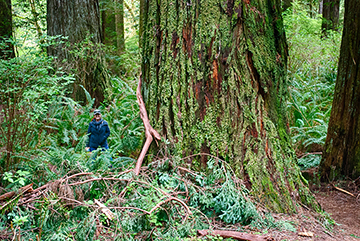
{"left": 135, "top": 74, "right": 161, "bottom": 175}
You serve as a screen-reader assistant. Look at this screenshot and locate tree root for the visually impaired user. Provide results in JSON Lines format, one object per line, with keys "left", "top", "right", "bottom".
{"left": 135, "top": 74, "right": 161, "bottom": 175}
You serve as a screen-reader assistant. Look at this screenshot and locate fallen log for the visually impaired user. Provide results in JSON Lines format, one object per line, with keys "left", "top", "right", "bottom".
{"left": 197, "top": 230, "right": 274, "bottom": 241}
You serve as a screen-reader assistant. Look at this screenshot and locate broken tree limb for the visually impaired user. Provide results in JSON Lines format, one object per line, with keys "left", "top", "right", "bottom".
{"left": 197, "top": 230, "right": 274, "bottom": 241}
{"left": 298, "top": 231, "right": 314, "bottom": 237}
{"left": 95, "top": 199, "right": 115, "bottom": 220}
{"left": 149, "top": 196, "right": 192, "bottom": 221}
{"left": 0, "top": 183, "right": 33, "bottom": 202}
{"left": 135, "top": 74, "right": 161, "bottom": 175}
{"left": 0, "top": 184, "right": 34, "bottom": 213}
{"left": 332, "top": 184, "right": 355, "bottom": 197}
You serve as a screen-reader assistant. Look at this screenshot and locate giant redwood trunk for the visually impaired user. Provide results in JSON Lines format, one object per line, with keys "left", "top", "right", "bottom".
{"left": 141, "top": 0, "right": 318, "bottom": 212}
{"left": 47, "top": 0, "right": 109, "bottom": 107}
{"left": 0, "top": 0, "right": 15, "bottom": 59}
{"left": 320, "top": 0, "right": 360, "bottom": 180}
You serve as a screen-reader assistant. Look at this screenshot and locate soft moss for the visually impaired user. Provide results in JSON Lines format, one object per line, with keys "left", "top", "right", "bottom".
{"left": 142, "top": 0, "right": 318, "bottom": 213}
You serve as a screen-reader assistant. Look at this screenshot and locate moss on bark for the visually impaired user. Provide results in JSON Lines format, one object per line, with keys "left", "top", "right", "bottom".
{"left": 142, "top": 0, "right": 318, "bottom": 213}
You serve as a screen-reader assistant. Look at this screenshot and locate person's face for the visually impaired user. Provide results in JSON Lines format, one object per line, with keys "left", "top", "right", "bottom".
{"left": 95, "top": 113, "right": 101, "bottom": 121}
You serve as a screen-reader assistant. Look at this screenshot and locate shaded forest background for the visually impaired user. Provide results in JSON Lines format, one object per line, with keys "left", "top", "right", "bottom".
{"left": 1, "top": 0, "right": 358, "bottom": 240}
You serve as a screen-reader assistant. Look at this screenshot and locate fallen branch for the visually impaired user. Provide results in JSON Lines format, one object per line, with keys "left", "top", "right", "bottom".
{"left": 135, "top": 74, "right": 161, "bottom": 175}
{"left": 64, "top": 172, "right": 94, "bottom": 182}
{"left": 297, "top": 152, "right": 322, "bottom": 159}
{"left": 298, "top": 231, "right": 314, "bottom": 237}
{"left": 149, "top": 196, "right": 191, "bottom": 218}
{"left": 0, "top": 184, "right": 34, "bottom": 213}
{"left": 95, "top": 200, "right": 115, "bottom": 220}
{"left": 332, "top": 184, "right": 355, "bottom": 197}
{"left": 197, "top": 230, "right": 274, "bottom": 241}
{"left": 68, "top": 177, "right": 128, "bottom": 186}
{"left": 0, "top": 183, "right": 33, "bottom": 202}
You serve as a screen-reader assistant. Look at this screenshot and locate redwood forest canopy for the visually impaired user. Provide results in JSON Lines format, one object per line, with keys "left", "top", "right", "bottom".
{"left": 0, "top": 0, "right": 359, "bottom": 240}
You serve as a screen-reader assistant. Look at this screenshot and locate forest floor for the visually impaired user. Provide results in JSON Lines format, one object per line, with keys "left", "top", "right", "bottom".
{"left": 262, "top": 180, "right": 360, "bottom": 241}
{"left": 197, "top": 179, "right": 360, "bottom": 241}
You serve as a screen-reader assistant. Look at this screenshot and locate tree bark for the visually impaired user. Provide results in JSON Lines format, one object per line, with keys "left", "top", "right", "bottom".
{"left": 102, "top": 0, "right": 125, "bottom": 54}
{"left": 115, "top": 0, "right": 125, "bottom": 54}
{"left": 139, "top": 0, "right": 146, "bottom": 48}
{"left": 321, "top": 0, "right": 340, "bottom": 34}
{"left": 47, "top": 0, "right": 109, "bottom": 107}
{"left": 0, "top": 0, "right": 15, "bottom": 59}
{"left": 319, "top": 0, "right": 323, "bottom": 14}
{"left": 320, "top": 0, "right": 360, "bottom": 180}
{"left": 141, "top": 0, "right": 318, "bottom": 212}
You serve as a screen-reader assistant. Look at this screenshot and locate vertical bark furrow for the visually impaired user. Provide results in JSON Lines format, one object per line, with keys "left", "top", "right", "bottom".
{"left": 47, "top": 0, "right": 108, "bottom": 106}
{"left": 142, "top": 0, "right": 317, "bottom": 212}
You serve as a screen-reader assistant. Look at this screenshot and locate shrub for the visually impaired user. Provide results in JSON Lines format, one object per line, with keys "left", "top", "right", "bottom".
{"left": 0, "top": 41, "right": 74, "bottom": 173}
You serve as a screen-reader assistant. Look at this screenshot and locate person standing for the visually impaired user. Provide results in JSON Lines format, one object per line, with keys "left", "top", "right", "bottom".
{"left": 85, "top": 109, "right": 110, "bottom": 152}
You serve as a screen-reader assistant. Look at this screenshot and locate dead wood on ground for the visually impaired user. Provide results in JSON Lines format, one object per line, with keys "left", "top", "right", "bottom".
{"left": 197, "top": 229, "right": 274, "bottom": 241}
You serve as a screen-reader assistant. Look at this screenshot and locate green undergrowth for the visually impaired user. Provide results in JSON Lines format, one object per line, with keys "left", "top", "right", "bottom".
{"left": 283, "top": 2, "right": 342, "bottom": 170}
{"left": 0, "top": 154, "right": 305, "bottom": 240}
{"left": 0, "top": 36, "right": 143, "bottom": 175}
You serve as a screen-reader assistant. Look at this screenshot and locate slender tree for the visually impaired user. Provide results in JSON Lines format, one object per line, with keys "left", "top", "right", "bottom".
{"left": 47, "top": 0, "right": 109, "bottom": 107}
{"left": 141, "top": 0, "right": 318, "bottom": 212}
{"left": 321, "top": 0, "right": 340, "bottom": 34}
{"left": 0, "top": 0, "right": 15, "bottom": 59}
{"left": 320, "top": 0, "right": 360, "bottom": 180}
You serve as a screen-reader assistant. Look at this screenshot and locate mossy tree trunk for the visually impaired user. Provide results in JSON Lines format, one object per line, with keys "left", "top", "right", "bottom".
{"left": 101, "top": 0, "right": 125, "bottom": 54}
{"left": 47, "top": 0, "right": 109, "bottom": 107}
{"left": 139, "top": 0, "right": 146, "bottom": 48}
{"left": 0, "top": 0, "right": 15, "bottom": 59}
{"left": 141, "top": 0, "right": 318, "bottom": 212}
{"left": 320, "top": 0, "right": 360, "bottom": 181}
{"left": 321, "top": 0, "right": 340, "bottom": 34}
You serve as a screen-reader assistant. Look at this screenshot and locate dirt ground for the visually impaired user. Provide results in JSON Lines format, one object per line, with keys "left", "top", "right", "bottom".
{"left": 265, "top": 183, "right": 360, "bottom": 241}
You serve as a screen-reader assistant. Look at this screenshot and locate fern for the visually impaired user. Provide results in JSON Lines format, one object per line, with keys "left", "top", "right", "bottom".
{"left": 285, "top": 2, "right": 340, "bottom": 168}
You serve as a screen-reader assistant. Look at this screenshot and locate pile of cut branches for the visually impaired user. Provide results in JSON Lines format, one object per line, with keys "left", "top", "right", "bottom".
{"left": 0, "top": 158, "right": 276, "bottom": 240}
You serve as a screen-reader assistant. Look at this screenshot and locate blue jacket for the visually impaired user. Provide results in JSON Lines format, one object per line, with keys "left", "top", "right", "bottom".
{"left": 86, "top": 119, "right": 110, "bottom": 148}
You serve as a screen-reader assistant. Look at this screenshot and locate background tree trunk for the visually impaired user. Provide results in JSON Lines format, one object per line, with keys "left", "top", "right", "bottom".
{"left": 282, "top": 0, "right": 292, "bottom": 12}
{"left": 141, "top": 0, "right": 317, "bottom": 212}
{"left": 321, "top": 0, "right": 340, "bottom": 34}
{"left": 319, "top": 0, "right": 323, "bottom": 14}
{"left": 115, "top": 0, "right": 125, "bottom": 54}
{"left": 320, "top": 0, "right": 360, "bottom": 180}
{"left": 0, "top": 0, "right": 15, "bottom": 59}
{"left": 47, "top": 0, "right": 109, "bottom": 107}
{"left": 101, "top": 0, "right": 125, "bottom": 54}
